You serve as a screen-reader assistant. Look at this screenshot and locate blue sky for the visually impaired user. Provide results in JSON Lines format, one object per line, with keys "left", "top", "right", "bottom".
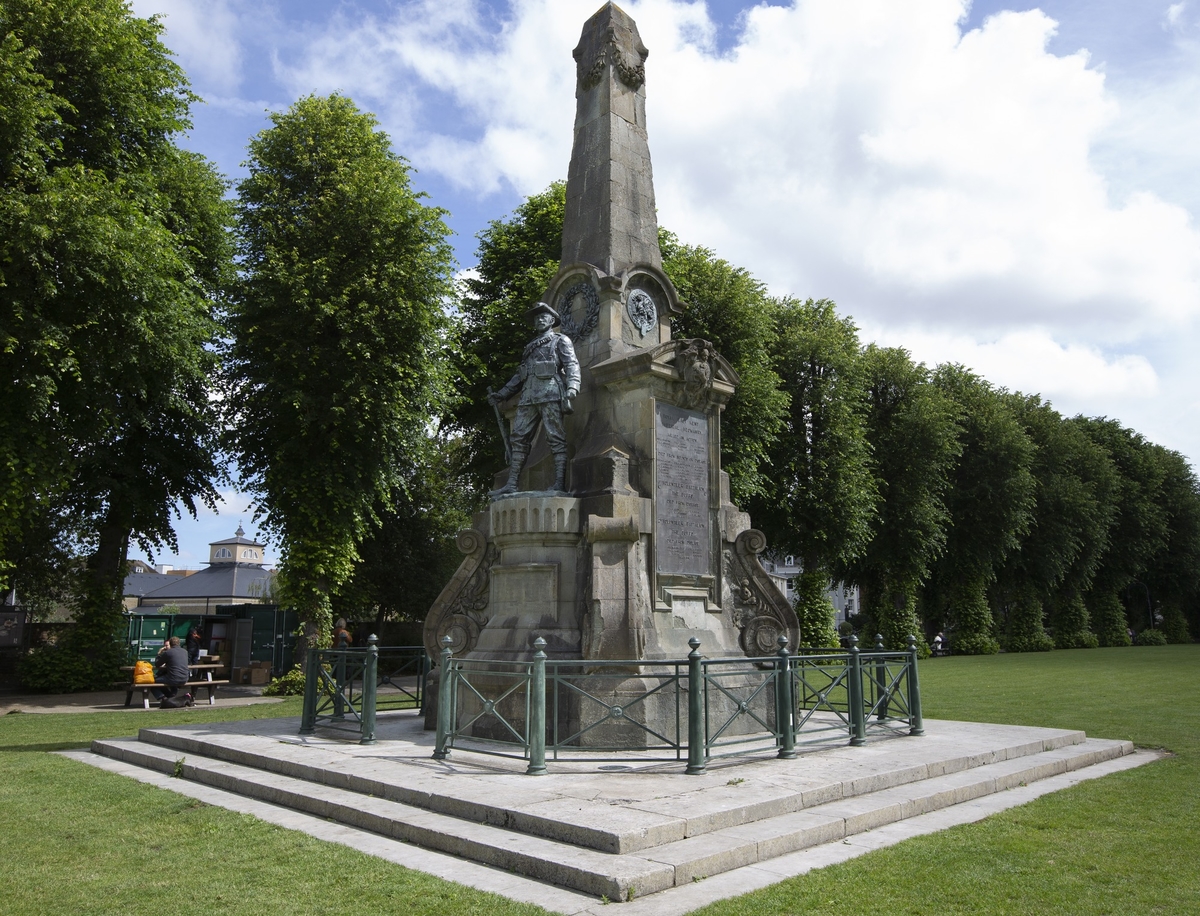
{"left": 126, "top": 0, "right": 1200, "bottom": 569}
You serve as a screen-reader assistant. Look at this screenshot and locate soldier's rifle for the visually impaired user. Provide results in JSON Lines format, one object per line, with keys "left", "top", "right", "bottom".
{"left": 487, "top": 386, "right": 512, "bottom": 466}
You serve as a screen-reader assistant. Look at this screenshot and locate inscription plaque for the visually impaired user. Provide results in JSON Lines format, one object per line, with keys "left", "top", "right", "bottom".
{"left": 655, "top": 403, "right": 710, "bottom": 576}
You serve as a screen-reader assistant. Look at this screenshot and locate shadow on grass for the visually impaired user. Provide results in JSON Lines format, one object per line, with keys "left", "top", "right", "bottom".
{"left": 0, "top": 741, "right": 92, "bottom": 753}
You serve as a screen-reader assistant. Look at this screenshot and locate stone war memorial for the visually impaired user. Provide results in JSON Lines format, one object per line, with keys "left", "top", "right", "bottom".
{"left": 83, "top": 6, "right": 1153, "bottom": 908}
{"left": 423, "top": 1, "right": 798, "bottom": 742}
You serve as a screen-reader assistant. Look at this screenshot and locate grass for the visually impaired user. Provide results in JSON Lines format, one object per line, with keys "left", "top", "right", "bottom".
{"left": 2, "top": 646, "right": 1197, "bottom": 914}
{"left": 697, "top": 645, "right": 1200, "bottom": 916}
{"left": 0, "top": 697, "right": 547, "bottom": 916}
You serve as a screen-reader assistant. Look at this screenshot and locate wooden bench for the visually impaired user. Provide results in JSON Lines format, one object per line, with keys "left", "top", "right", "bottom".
{"left": 117, "top": 679, "right": 230, "bottom": 709}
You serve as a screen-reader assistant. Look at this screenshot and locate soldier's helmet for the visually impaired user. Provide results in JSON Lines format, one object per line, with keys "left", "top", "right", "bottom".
{"left": 526, "top": 301, "right": 560, "bottom": 325}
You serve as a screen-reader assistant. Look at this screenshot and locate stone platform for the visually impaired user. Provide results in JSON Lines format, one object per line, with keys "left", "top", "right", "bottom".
{"left": 71, "top": 710, "right": 1158, "bottom": 911}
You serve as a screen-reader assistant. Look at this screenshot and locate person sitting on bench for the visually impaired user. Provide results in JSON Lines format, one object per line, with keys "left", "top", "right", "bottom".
{"left": 153, "top": 637, "right": 191, "bottom": 703}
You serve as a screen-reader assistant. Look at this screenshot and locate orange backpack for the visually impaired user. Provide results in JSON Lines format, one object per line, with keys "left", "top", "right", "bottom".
{"left": 133, "top": 660, "right": 155, "bottom": 684}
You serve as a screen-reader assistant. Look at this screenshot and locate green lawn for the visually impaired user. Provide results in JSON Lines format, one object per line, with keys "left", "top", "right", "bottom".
{"left": 2, "top": 646, "right": 1197, "bottom": 915}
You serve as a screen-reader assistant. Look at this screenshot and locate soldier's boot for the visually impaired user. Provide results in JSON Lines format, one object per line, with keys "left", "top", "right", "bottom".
{"left": 552, "top": 455, "right": 568, "bottom": 493}
{"left": 494, "top": 450, "right": 526, "bottom": 496}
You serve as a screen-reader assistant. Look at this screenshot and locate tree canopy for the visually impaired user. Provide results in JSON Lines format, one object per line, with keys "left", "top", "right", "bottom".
{"left": 921, "top": 366, "right": 1036, "bottom": 654}
{"left": 755, "top": 299, "right": 876, "bottom": 647}
{"left": 838, "top": 345, "right": 960, "bottom": 650}
{"left": 225, "top": 94, "right": 455, "bottom": 649}
{"left": 1, "top": 0, "right": 232, "bottom": 683}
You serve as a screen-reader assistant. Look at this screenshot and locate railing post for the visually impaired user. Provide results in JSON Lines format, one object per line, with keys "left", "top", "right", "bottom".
{"left": 527, "top": 637, "right": 547, "bottom": 776}
{"left": 775, "top": 635, "right": 796, "bottom": 759}
{"left": 907, "top": 634, "right": 925, "bottom": 736}
{"left": 874, "top": 633, "right": 889, "bottom": 721}
{"left": 333, "top": 639, "right": 347, "bottom": 720}
{"left": 432, "top": 636, "right": 454, "bottom": 760}
{"left": 360, "top": 634, "right": 378, "bottom": 745}
{"left": 299, "top": 646, "right": 318, "bottom": 735}
{"left": 418, "top": 648, "right": 429, "bottom": 716}
{"left": 848, "top": 635, "right": 866, "bottom": 746}
{"left": 686, "top": 637, "right": 706, "bottom": 775}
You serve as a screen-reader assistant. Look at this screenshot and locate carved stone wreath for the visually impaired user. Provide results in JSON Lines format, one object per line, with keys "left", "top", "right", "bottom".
{"left": 558, "top": 281, "right": 600, "bottom": 341}
{"left": 579, "top": 33, "right": 646, "bottom": 91}
{"left": 626, "top": 289, "right": 657, "bottom": 337}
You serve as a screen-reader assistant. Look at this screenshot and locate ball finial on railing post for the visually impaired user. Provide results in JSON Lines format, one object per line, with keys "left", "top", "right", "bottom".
{"left": 847, "top": 632, "right": 866, "bottom": 747}
{"left": 907, "top": 634, "right": 925, "bottom": 736}
{"left": 775, "top": 634, "right": 795, "bottom": 758}
{"left": 432, "top": 635, "right": 455, "bottom": 761}
{"left": 685, "top": 637, "right": 705, "bottom": 774}
{"left": 527, "top": 637, "right": 548, "bottom": 775}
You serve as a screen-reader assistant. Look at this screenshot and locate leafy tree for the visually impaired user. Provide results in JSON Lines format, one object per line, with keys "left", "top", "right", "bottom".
{"left": 226, "top": 94, "right": 455, "bottom": 652}
{"left": 1075, "top": 418, "right": 1169, "bottom": 646}
{"left": 1, "top": 0, "right": 231, "bottom": 684}
{"left": 754, "top": 299, "right": 876, "bottom": 648}
{"left": 838, "top": 346, "right": 959, "bottom": 652}
{"left": 992, "top": 396, "right": 1116, "bottom": 652}
{"left": 660, "top": 234, "right": 788, "bottom": 505}
{"left": 331, "top": 444, "right": 472, "bottom": 633}
{"left": 1140, "top": 445, "right": 1200, "bottom": 641}
{"left": 922, "top": 366, "right": 1035, "bottom": 655}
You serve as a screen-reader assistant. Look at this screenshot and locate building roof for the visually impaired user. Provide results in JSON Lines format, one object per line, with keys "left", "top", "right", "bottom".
{"left": 209, "top": 524, "right": 264, "bottom": 548}
{"left": 123, "top": 571, "right": 169, "bottom": 598}
{"left": 140, "top": 563, "right": 273, "bottom": 601}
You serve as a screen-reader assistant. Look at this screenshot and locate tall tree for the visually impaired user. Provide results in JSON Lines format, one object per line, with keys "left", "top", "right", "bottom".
{"left": 1075, "top": 418, "right": 1169, "bottom": 646}
{"left": 1, "top": 0, "right": 231, "bottom": 683}
{"left": 1140, "top": 445, "right": 1200, "bottom": 642}
{"left": 755, "top": 299, "right": 876, "bottom": 648}
{"left": 226, "top": 94, "right": 455, "bottom": 651}
{"left": 922, "top": 366, "right": 1035, "bottom": 655}
{"left": 660, "top": 234, "right": 788, "bottom": 505}
{"left": 839, "top": 346, "right": 959, "bottom": 652}
{"left": 331, "top": 443, "right": 473, "bottom": 633}
{"left": 992, "top": 396, "right": 1116, "bottom": 652}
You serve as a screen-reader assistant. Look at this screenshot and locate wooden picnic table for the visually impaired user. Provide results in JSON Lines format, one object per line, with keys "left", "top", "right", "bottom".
{"left": 117, "top": 660, "right": 229, "bottom": 709}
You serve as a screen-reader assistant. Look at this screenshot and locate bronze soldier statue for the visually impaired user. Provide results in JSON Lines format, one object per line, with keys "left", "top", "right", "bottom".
{"left": 489, "top": 302, "right": 581, "bottom": 495}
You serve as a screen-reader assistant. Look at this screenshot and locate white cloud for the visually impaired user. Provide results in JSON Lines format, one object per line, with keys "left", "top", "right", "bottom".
{"left": 135, "top": 0, "right": 1200, "bottom": 467}
{"left": 266, "top": 0, "right": 1200, "bottom": 340}
{"left": 130, "top": 0, "right": 249, "bottom": 96}
{"left": 1166, "top": 3, "right": 1188, "bottom": 31}
{"left": 870, "top": 325, "right": 1160, "bottom": 402}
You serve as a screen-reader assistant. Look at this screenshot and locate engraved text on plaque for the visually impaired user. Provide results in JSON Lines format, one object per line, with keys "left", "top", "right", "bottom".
{"left": 655, "top": 403, "right": 710, "bottom": 576}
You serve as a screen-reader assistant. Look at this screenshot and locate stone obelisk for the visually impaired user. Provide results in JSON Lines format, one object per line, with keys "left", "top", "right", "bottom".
{"left": 425, "top": 3, "right": 797, "bottom": 688}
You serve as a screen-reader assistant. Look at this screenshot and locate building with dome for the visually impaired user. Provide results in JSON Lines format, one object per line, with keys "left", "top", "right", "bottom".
{"left": 134, "top": 526, "right": 275, "bottom": 614}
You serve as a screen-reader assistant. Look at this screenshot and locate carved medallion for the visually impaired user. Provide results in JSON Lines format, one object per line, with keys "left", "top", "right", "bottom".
{"left": 558, "top": 281, "right": 600, "bottom": 341}
{"left": 627, "top": 289, "right": 657, "bottom": 337}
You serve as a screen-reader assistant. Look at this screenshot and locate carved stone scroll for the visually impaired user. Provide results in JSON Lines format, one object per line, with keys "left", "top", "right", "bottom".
{"left": 422, "top": 528, "right": 497, "bottom": 661}
{"left": 726, "top": 529, "right": 800, "bottom": 656}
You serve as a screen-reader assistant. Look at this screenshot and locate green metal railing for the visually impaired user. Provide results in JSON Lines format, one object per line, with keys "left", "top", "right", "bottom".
{"left": 299, "top": 638, "right": 429, "bottom": 744}
{"left": 432, "top": 633, "right": 924, "bottom": 775}
{"left": 375, "top": 645, "right": 429, "bottom": 713}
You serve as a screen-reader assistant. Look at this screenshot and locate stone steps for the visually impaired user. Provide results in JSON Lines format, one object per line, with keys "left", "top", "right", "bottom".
{"left": 89, "top": 719, "right": 1133, "bottom": 901}
{"left": 93, "top": 736, "right": 671, "bottom": 899}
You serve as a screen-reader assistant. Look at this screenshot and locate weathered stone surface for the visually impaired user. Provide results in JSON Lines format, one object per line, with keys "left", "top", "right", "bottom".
{"left": 654, "top": 404, "right": 710, "bottom": 578}
{"left": 85, "top": 719, "right": 1146, "bottom": 905}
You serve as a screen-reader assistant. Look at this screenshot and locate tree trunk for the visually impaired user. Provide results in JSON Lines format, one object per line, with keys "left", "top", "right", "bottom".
{"left": 76, "top": 507, "right": 132, "bottom": 668}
